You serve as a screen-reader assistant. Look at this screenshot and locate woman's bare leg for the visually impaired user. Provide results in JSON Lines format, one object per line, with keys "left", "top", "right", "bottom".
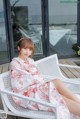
{"left": 52, "top": 79, "right": 80, "bottom": 103}
{"left": 62, "top": 95, "right": 80, "bottom": 116}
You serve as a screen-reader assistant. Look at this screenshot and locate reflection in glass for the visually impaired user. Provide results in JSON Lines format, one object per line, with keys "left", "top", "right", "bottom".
{"left": 10, "top": 0, "right": 43, "bottom": 56}
{"left": 49, "top": 0, "right": 77, "bottom": 57}
{"left": 0, "top": 0, "right": 8, "bottom": 59}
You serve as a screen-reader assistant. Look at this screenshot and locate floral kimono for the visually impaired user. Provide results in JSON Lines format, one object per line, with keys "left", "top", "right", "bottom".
{"left": 10, "top": 57, "right": 71, "bottom": 119}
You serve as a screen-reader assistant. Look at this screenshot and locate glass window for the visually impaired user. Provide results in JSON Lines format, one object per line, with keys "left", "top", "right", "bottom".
{"left": 49, "top": 0, "right": 77, "bottom": 57}
{"left": 0, "top": 0, "right": 9, "bottom": 60}
{"left": 10, "top": 0, "right": 43, "bottom": 57}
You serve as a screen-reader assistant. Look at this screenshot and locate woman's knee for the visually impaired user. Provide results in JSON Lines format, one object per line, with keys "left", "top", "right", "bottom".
{"left": 52, "top": 79, "right": 61, "bottom": 84}
{"left": 51, "top": 79, "right": 61, "bottom": 88}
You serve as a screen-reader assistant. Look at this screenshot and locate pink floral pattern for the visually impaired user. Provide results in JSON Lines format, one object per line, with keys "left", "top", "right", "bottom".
{"left": 10, "top": 57, "right": 71, "bottom": 119}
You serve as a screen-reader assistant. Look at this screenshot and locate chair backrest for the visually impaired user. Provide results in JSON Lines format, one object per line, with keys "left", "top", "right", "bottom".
{"left": 36, "top": 54, "right": 62, "bottom": 78}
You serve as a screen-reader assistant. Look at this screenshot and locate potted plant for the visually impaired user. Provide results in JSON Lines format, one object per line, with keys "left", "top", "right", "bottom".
{"left": 72, "top": 43, "right": 80, "bottom": 56}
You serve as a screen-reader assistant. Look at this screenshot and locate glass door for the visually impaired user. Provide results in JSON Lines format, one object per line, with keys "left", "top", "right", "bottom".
{"left": 49, "top": 0, "right": 77, "bottom": 58}
{"left": 0, "top": 0, "right": 10, "bottom": 63}
{"left": 10, "top": 0, "right": 43, "bottom": 59}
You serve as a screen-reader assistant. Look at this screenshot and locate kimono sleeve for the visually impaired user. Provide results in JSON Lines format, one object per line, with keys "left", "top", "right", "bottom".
{"left": 10, "top": 59, "right": 39, "bottom": 93}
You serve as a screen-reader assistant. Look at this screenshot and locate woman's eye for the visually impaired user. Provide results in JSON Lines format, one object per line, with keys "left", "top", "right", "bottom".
{"left": 29, "top": 48, "right": 32, "bottom": 51}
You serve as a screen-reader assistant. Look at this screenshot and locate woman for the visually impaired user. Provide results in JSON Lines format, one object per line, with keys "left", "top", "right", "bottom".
{"left": 10, "top": 37, "right": 80, "bottom": 119}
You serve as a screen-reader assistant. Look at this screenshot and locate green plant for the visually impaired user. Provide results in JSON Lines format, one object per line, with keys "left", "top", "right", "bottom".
{"left": 72, "top": 43, "right": 80, "bottom": 56}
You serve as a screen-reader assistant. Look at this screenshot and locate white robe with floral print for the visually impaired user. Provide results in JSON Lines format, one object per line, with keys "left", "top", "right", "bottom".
{"left": 10, "top": 57, "right": 71, "bottom": 119}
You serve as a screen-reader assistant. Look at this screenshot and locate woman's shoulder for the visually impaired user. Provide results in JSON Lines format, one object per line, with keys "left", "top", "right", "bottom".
{"left": 11, "top": 57, "right": 19, "bottom": 62}
{"left": 10, "top": 57, "right": 23, "bottom": 68}
{"left": 10, "top": 57, "right": 21, "bottom": 65}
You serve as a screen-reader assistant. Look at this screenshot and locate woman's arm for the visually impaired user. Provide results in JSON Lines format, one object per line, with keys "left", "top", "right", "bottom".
{"left": 10, "top": 60, "right": 40, "bottom": 92}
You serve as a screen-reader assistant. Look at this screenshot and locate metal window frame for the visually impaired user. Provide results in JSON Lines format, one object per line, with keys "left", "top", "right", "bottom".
{"left": 0, "top": 0, "right": 11, "bottom": 64}
{"left": 4, "top": 0, "right": 14, "bottom": 60}
{"left": 77, "top": 0, "right": 80, "bottom": 45}
{"left": 41, "top": 0, "right": 49, "bottom": 57}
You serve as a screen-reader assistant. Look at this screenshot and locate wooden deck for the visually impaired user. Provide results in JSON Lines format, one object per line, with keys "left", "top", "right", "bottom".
{"left": 0, "top": 59, "right": 80, "bottom": 78}
{"left": 0, "top": 63, "right": 9, "bottom": 73}
{"left": 59, "top": 59, "right": 80, "bottom": 78}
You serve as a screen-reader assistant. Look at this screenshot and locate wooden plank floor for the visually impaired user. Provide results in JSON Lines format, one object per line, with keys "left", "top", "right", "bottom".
{"left": 59, "top": 59, "right": 80, "bottom": 78}
{"left": 0, "top": 63, "right": 9, "bottom": 73}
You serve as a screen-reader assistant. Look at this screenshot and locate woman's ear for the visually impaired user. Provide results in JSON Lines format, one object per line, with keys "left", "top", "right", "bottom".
{"left": 17, "top": 46, "right": 20, "bottom": 51}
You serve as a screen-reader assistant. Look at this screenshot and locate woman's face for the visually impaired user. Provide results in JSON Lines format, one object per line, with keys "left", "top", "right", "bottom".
{"left": 18, "top": 47, "right": 32, "bottom": 58}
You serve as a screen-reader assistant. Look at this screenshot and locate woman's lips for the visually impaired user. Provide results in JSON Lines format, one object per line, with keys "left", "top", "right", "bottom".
{"left": 25, "top": 53, "right": 28, "bottom": 55}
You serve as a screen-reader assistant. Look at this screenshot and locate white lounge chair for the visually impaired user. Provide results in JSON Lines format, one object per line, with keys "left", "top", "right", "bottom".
{"left": 0, "top": 54, "right": 80, "bottom": 119}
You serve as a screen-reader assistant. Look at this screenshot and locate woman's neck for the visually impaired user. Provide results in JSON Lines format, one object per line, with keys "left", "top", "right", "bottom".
{"left": 18, "top": 54, "right": 28, "bottom": 62}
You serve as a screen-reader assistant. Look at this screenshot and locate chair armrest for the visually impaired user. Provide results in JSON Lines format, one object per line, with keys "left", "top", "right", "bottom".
{"left": 43, "top": 75, "right": 61, "bottom": 82}
{"left": 61, "top": 78, "right": 80, "bottom": 85}
{"left": 58, "top": 64, "right": 80, "bottom": 69}
{"left": 43, "top": 75, "right": 54, "bottom": 79}
{"left": 43, "top": 75, "right": 80, "bottom": 85}
{"left": 0, "top": 89, "right": 57, "bottom": 109}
